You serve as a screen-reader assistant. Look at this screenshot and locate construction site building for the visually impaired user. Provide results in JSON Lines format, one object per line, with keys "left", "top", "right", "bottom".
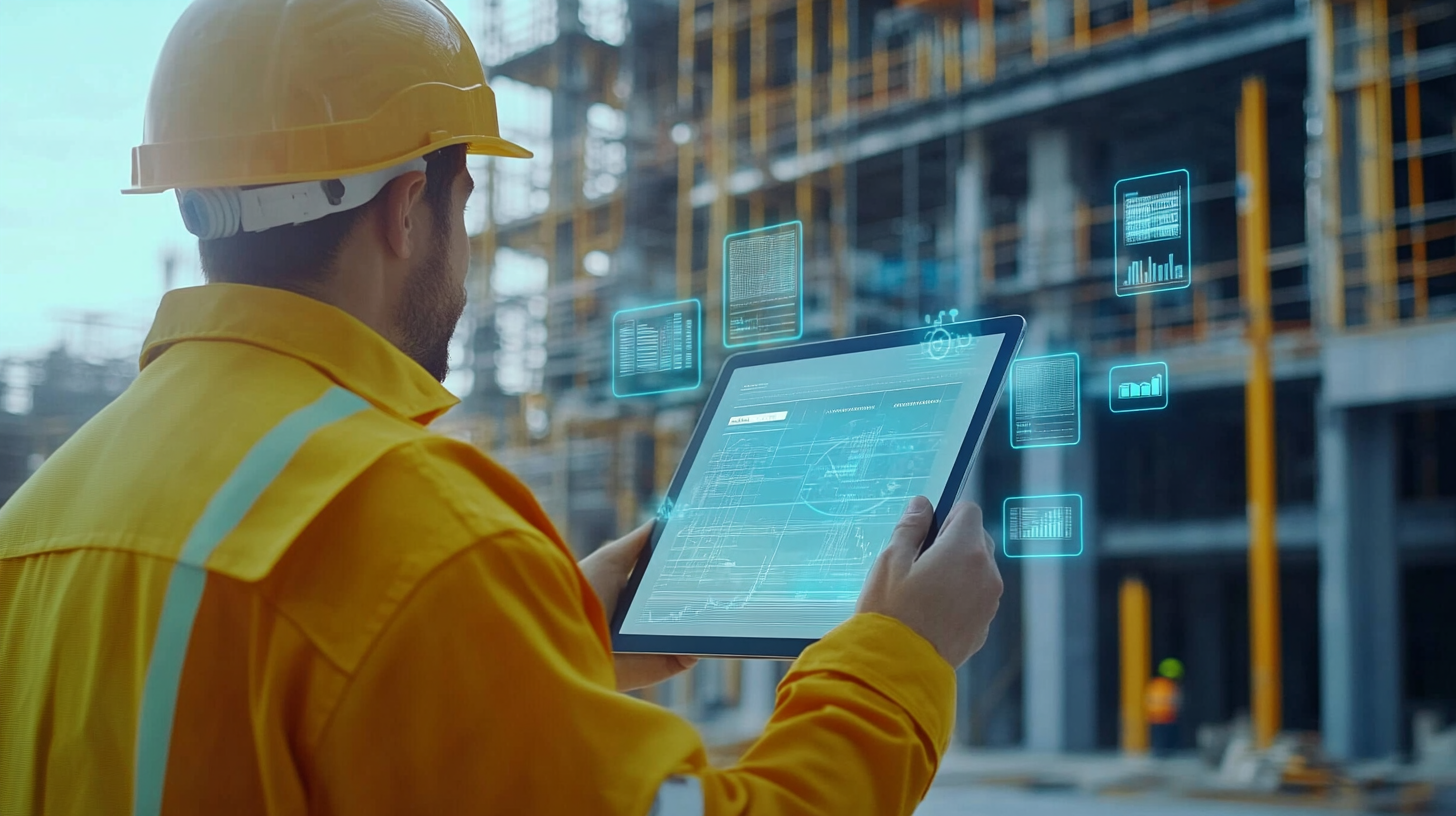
{"left": 225, "top": 0, "right": 1456, "bottom": 759}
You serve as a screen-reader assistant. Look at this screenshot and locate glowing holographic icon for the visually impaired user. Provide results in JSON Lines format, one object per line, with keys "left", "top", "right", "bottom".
{"left": 1114, "top": 169, "right": 1193, "bottom": 296}
{"left": 1009, "top": 352, "right": 1081, "bottom": 449}
{"left": 1109, "top": 361, "right": 1170, "bottom": 412}
{"left": 612, "top": 299, "right": 702, "bottom": 397}
{"left": 920, "top": 309, "right": 982, "bottom": 360}
{"left": 1002, "top": 493, "right": 1084, "bottom": 558}
{"left": 724, "top": 221, "right": 804, "bottom": 347}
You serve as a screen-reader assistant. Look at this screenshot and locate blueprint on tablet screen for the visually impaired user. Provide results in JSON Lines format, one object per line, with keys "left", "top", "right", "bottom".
{"left": 620, "top": 331, "right": 1006, "bottom": 640}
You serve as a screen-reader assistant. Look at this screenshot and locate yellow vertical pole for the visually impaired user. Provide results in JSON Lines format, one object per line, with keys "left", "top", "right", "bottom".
{"left": 751, "top": 0, "right": 768, "bottom": 157}
{"left": 797, "top": 0, "right": 814, "bottom": 136}
{"left": 916, "top": 30, "right": 932, "bottom": 99}
{"left": 831, "top": 0, "right": 848, "bottom": 124}
{"left": 981, "top": 224, "right": 995, "bottom": 289}
{"left": 751, "top": 0, "right": 767, "bottom": 230}
{"left": 1402, "top": 15, "right": 1428, "bottom": 318}
{"left": 676, "top": 0, "right": 695, "bottom": 300}
{"left": 796, "top": 0, "right": 814, "bottom": 242}
{"left": 873, "top": 40, "right": 889, "bottom": 109}
{"left": 1120, "top": 576, "right": 1151, "bottom": 755}
{"left": 710, "top": 0, "right": 734, "bottom": 347}
{"left": 1074, "top": 0, "right": 1090, "bottom": 50}
{"left": 944, "top": 19, "right": 962, "bottom": 95}
{"left": 831, "top": 161, "right": 847, "bottom": 337}
{"left": 1356, "top": 0, "right": 1396, "bottom": 323}
{"left": 830, "top": 0, "right": 849, "bottom": 337}
{"left": 1074, "top": 199, "right": 1089, "bottom": 273}
{"left": 979, "top": 0, "right": 996, "bottom": 82}
{"left": 1032, "top": 0, "right": 1048, "bottom": 64}
{"left": 676, "top": 154, "right": 694, "bottom": 299}
{"left": 1314, "top": 0, "right": 1345, "bottom": 330}
{"left": 1238, "top": 75, "right": 1282, "bottom": 751}
{"left": 1133, "top": 0, "right": 1149, "bottom": 35}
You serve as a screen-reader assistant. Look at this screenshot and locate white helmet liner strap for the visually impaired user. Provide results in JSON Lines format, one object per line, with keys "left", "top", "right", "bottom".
{"left": 176, "top": 158, "right": 428, "bottom": 240}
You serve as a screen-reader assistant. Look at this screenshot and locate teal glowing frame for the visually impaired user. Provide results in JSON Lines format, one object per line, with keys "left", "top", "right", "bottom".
{"left": 1108, "top": 361, "right": 1169, "bottom": 413}
{"left": 1002, "top": 493, "right": 1084, "bottom": 558}
{"left": 722, "top": 220, "right": 805, "bottom": 348}
{"left": 611, "top": 298, "right": 703, "bottom": 398}
{"left": 1008, "top": 352, "right": 1081, "bottom": 449}
{"left": 1113, "top": 169, "right": 1192, "bottom": 297}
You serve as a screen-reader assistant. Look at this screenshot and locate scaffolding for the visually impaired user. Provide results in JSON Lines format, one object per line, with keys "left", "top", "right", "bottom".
{"left": 461, "top": 0, "right": 1456, "bottom": 730}
{"left": 1314, "top": 0, "right": 1456, "bottom": 328}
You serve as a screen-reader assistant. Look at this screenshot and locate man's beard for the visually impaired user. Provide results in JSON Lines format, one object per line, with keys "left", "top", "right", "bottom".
{"left": 394, "top": 235, "right": 466, "bottom": 384}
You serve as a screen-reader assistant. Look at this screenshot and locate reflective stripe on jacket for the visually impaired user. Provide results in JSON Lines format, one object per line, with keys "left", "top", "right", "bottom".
{"left": 0, "top": 283, "right": 955, "bottom": 815}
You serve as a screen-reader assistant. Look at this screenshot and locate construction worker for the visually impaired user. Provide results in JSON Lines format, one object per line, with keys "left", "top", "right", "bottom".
{"left": 0, "top": 1, "right": 1005, "bottom": 814}
{"left": 1147, "top": 657, "right": 1185, "bottom": 757}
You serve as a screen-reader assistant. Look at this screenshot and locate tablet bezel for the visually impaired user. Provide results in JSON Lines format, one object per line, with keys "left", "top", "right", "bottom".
{"left": 609, "top": 314, "right": 1026, "bottom": 659}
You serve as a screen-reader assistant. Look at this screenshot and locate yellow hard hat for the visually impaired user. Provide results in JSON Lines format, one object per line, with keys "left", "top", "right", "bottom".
{"left": 125, "top": 0, "right": 531, "bottom": 195}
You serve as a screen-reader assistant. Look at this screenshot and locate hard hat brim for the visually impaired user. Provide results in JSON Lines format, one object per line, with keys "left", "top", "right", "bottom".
{"left": 123, "top": 134, "right": 532, "bottom": 195}
{"left": 466, "top": 136, "right": 534, "bottom": 161}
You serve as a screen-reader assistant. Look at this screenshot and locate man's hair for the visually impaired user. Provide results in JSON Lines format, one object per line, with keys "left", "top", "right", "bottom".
{"left": 199, "top": 145, "right": 467, "bottom": 288}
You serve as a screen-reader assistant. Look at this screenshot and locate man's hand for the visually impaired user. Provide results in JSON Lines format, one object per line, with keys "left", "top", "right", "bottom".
{"left": 579, "top": 521, "right": 699, "bottom": 692}
{"left": 857, "top": 496, "right": 1003, "bottom": 668}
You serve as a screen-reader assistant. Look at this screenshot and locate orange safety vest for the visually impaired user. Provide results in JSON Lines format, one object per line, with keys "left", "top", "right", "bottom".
{"left": 1146, "top": 676, "right": 1182, "bottom": 725}
{"left": 1, "top": 283, "right": 956, "bottom": 816}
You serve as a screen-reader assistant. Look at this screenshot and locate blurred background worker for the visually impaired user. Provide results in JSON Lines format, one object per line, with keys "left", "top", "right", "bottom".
{"left": 1148, "top": 657, "right": 1185, "bottom": 758}
{"left": 0, "top": 1, "right": 1004, "bottom": 814}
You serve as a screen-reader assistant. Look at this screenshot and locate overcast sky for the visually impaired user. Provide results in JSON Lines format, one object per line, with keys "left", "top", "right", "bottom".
{"left": 0, "top": 0, "right": 483, "bottom": 364}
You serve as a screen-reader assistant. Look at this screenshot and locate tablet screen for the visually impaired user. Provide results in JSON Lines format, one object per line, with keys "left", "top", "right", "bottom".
{"left": 619, "top": 331, "right": 1008, "bottom": 640}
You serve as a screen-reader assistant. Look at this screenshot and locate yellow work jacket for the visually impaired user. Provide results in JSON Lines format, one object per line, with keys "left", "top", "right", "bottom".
{"left": 0, "top": 284, "right": 955, "bottom": 815}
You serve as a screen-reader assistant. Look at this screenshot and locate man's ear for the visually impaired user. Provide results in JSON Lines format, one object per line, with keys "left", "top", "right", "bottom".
{"left": 378, "top": 171, "right": 428, "bottom": 260}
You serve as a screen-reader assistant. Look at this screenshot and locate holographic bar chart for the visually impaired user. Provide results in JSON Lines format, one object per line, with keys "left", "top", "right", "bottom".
{"left": 1003, "top": 494, "right": 1084, "bottom": 558}
{"left": 1123, "top": 254, "right": 1186, "bottom": 287}
{"left": 1114, "top": 169, "right": 1192, "bottom": 297}
{"left": 1109, "top": 361, "right": 1170, "bottom": 412}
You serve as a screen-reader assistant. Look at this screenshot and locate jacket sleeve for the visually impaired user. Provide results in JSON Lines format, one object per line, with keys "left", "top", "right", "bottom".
{"left": 309, "top": 529, "right": 956, "bottom": 816}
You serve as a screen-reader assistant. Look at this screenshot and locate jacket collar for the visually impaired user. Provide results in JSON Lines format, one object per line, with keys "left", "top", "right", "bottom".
{"left": 140, "top": 284, "right": 460, "bottom": 426}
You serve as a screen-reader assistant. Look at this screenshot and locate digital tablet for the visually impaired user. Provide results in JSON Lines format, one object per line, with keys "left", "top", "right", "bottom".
{"left": 610, "top": 314, "right": 1026, "bottom": 659}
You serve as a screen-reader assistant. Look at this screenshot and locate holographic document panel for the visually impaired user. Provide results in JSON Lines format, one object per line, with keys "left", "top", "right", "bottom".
{"left": 1114, "top": 169, "right": 1192, "bottom": 296}
{"left": 612, "top": 299, "right": 702, "bottom": 397}
{"left": 1003, "top": 494, "right": 1084, "bottom": 558}
{"left": 1109, "top": 361, "right": 1170, "bottom": 412}
{"left": 619, "top": 331, "right": 1008, "bottom": 639}
{"left": 1009, "top": 353, "right": 1080, "bottom": 449}
{"left": 723, "top": 221, "right": 804, "bottom": 347}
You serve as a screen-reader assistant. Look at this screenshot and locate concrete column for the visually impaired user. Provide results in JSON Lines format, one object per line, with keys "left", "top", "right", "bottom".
{"left": 1318, "top": 401, "right": 1402, "bottom": 760}
{"left": 955, "top": 454, "right": 985, "bottom": 743}
{"left": 903, "top": 144, "right": 921, "bottom": 327}
{"left": 1018, "top": 308, "right": 1097, "bottom": 752}
{"left": 1183, "top": 571, "right": 1228, "bottom": 736}
{"left": 1020, "top": 439, "right": 1098, "bottom": 751}
{"left": 737, "top": 658, "right": 780, "bottom": 734}
{"left": 1044, "top": 0, "right": 1074, "bottom": 42}
{"left": 1022, "top": 130, "right": 1077, "bottom": 285}
{"left": 955, "top": 132, "right": 986, "bottom": 313}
